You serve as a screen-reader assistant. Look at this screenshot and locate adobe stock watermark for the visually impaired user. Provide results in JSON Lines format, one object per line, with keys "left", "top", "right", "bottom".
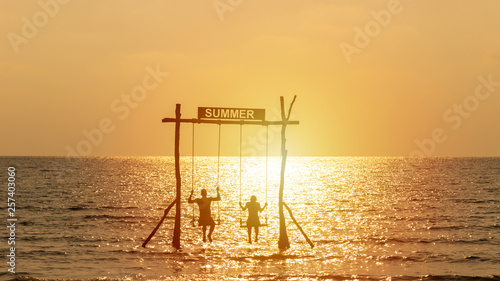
{"left": 340, "top": 0, "right": 411, "bottom": 64}
{"left": 7, "top": 167, "right": 17, "bottom": 274}
{"left": 7, "top": 0, "right": 71, "bottom": 54}
{"left": 52, "top": 65, "right": 169, "bottom": 180}
{"left": 241, "top": 108, "right": 297, "bottom": 156}
{"left": 213, "top": 0, "right": 243, "bottom": 21}
{"left": 410, "top": 74, "right": 500, "bottom": 157}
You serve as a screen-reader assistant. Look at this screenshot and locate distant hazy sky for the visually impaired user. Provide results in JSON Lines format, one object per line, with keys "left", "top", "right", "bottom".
{"left": 1, "top": 0, "right": 499, "bottom": 156}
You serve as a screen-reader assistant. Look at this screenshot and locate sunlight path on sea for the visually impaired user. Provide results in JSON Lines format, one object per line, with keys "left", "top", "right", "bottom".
{"left": 9, "top": 156, "right": 500, "bottom": 279}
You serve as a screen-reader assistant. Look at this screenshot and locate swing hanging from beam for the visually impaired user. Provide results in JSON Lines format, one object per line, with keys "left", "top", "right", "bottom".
{"left": 143, "top": 96, "right": 312, "bottom": 250}
{"left": 191, "top": 120, "right": 269, "bottom": 228}
{"left": 190, "top": 123, "right": 222, "bottom": 227}
{"left": 239, "top": 124, "right": 269, "bottom": 228}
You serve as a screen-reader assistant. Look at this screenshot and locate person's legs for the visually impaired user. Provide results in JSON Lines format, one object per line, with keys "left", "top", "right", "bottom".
{"left": 207, "top": 222, "right": 215, "bottom": 242}
{"left": 202, "top": 226, "right": 207, "bottom": 242}
{"left": 255, "top": 226, "right": 259, "bottom": 242}
{"left": 247, "top": 227, "right": 252, "bottom": 243}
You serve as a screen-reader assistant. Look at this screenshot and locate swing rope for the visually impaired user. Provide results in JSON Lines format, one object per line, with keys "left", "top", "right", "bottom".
{"left": 191, "top": 123, "right": 196, "bottom": 226}
{"left": 216, "top": 124, "right": 221, "bottom": 224}
{"left": 265, "top": 125, "right": 269, "bottom": 225}
{"left": 239, "top": 124, "right": 243, "bottom": 226}
{"left": 217, "top": 124, "right": 221, "bottom": 185}
{"left": 265, "top": 125, "right": 268, "bottom": 203}
{"left": 239, "top": 124, "right": 242, "bottom": 203}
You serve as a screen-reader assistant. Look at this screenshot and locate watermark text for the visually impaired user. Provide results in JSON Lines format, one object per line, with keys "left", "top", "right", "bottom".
{"left": 7, "top": 0, "right": 71, "bottom": 53}
{"left": 7, "top": 166, "right": 17, "bottom": 274}
{"left": 410, "top": 74, "right": 500, "bottom": 156}
{"left": 340, "top": 0, "right": 409, "bottom": 63}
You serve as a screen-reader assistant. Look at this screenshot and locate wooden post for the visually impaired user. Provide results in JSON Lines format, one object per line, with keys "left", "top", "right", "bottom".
{"left": 278, "top": 149, "right": 290, "bottom": 250}
{"left": 278, "top": 96, "right": 294, "bottom": 250}
{"left": 172, "top": 104, "right": 182, "bottom": 249}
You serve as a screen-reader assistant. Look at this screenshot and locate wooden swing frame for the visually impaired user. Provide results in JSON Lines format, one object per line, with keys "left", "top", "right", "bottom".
{"left": 142, "top": 96, "right": 313, "bottom": 250}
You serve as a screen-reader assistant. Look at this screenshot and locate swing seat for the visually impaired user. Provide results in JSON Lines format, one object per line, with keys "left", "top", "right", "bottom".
{"left": 239, "top": 218, "right": 268, "bottom": 228}
{"left": 191, "top": 217, "right": 222, "bottom": 227}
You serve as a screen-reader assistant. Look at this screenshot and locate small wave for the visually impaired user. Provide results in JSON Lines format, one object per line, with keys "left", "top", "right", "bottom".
{"left": 6, "top": 271, "right": 500, "bottom": 280}
{"left": 449, "top": 238, "right": 491, "bottom": 244}
{"left": 418, "top": 275, "right": 500, "bottom": 280}
{"left": 475, "top": 181, "right": 492, "bottom": 184}
{"left": 83, "top": 214, "right": 169, "bottom": 222}
{"left": 22, "top": 250, "right": 68, "bottom": 256}
{"left": 452, "top": 199, "right": 499, "bottom": 204}
{"left": 99, "top": 206, "right": 138, "bottom": 210}
{"left": 377, "top": 255, "right": 423, "bottom": 262}
{"left": 314, "top": 239, "right": 344, "bottom": 244}
{"left": 67, "top": 206, "right": 143, "bottom": 212}
{"left": 384, "top": 237, "right": 438, "bottom": 244}
{"left": 237, "top": 273, "right": 385, "bottom": 280}
{"left": 230, "top": 253, "right": 315, "bottom": 262}
{"left": 448, "top": 255, "right": 498, "bottom": 263}
{"left": 392, "top": 236, "right": 493, "bottom": 245}
{"left": 109, "top": 249, "right": 141, "bottom": 255}
{"left": 14, "top": 277, "right": 123, "bottom": 281}
{"left": 466, "top": 255, "right": 482, "bottom": 260}
{"left": 315, "top": 237, "right": 444, "bottom": 245}
{"left": 84, "top": 214, "right": 137, "bottom": 220}
{"left": 428, "top": 225, "right": 469, "bottom": 231}
{"left": 68, "top": 206, "right": 87, "bottom": 211}
{"left": 20, "top": 235, "right": 104, "bottom": 243}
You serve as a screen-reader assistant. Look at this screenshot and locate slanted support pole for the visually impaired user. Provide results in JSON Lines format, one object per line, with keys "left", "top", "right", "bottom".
{"left": 172, "top": 104, "right": 182, "bottom": 249}
{"left": 278, "top": 95, "right": 296, "bottom": 250}
{"left": 142, "top": 200, "right": 176, "bottom": 248}
{"left": 283, "top": 202, "right": 314, "bottom": 248}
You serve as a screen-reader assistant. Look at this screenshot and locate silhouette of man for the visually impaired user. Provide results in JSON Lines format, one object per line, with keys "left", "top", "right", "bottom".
{"left": 188, "top": 186, "right": 221, "bottom": 242}
{"left": 240, "top": 195, "right": 267, "bottom": 244}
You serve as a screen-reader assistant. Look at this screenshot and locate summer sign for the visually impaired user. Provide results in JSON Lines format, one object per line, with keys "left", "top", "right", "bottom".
{"left": 198, "top": 107, "right": 265, "bottom": 120}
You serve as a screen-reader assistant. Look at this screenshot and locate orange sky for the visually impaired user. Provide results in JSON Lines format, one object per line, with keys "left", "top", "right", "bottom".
{"left": 1, "top": 0, "right": 499, "bottom": 157}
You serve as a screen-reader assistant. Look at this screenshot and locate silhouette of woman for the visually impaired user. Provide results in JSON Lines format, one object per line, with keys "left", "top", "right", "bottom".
{"left": 240, "top": 195, "right": 267, "bottom": 244}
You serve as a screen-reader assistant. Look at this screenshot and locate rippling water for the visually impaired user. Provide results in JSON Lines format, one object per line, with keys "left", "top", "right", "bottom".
{"left": 0, "top": 157, "right": 499, "bottom": 280}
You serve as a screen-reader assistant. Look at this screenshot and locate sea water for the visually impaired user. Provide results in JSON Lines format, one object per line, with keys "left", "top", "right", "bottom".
{"left": 0, "top": 157, "right": 499, "bottom": 280}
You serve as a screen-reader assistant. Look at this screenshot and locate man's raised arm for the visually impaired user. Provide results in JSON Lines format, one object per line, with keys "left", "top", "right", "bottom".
{"left": 188, "top": 189, "right": 195, "bottom": 203}
{"left": 260, "top": 202, "right": 268, "bottom": 212}
{"left": 213, "top": 186, "right": 221, "bottom": 201}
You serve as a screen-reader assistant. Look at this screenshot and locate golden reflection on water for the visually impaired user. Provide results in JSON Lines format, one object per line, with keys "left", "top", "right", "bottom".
{"left": 125, "top": 157, "right": 421, "bottom": 277}
{"left": 14, "top": 156, "right": 499, "bottom": 279}
{"left": 92, "top": 156, "right": 498, "bottom": 279}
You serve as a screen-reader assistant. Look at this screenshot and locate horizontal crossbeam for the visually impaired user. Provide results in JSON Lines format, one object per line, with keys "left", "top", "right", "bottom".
{"left": 162, "top": 118, "right": 299, "bottom": 126}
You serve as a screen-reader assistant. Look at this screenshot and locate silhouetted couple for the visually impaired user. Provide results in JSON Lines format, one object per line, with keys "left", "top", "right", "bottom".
{"left": 188, "top": 188, "right": 266, "bottom": 244}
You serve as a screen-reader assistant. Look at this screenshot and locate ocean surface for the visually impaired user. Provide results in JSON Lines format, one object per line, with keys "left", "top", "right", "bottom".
{"left": 0, "top": 156, "right": 499, "bottom": 280}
